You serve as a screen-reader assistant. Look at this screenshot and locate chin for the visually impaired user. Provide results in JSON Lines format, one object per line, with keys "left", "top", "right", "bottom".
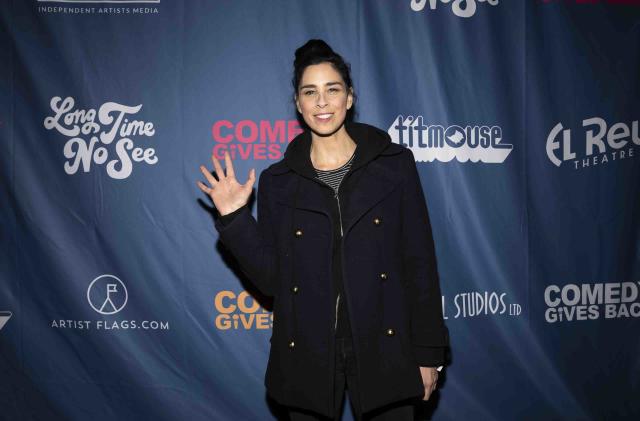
{"left": 305, "top": 114, "right": 346, "bottom": 136}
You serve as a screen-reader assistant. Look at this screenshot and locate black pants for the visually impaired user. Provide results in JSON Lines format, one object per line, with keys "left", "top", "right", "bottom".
{"left": 288, "top": 336, "right": 416, "bottom": 421}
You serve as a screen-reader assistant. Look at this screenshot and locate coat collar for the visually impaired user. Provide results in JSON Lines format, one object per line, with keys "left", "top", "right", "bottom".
{"left": 269, "top": 120, "right": 405, "bottom": 237}
{"left": 270, "top": 120, "right": 397, "bottom": 177}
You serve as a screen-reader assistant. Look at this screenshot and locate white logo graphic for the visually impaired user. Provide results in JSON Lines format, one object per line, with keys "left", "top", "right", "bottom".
{"left": 87, "top": 274, "right": 128, "bottom": 315}
{"left": 388, "top": 115, "right": 512, "bottom": 163}
{"left": 36, "top": 1, "right": 160, "bottom": 15}
{"left": 0, "top": 311, "right": 12, "bottom": 330}
{"left": 546, "top": 117, "right": 638, "bottom": 170}
{"left": 50, "top": 275, "right": 170, "bottom": 331}
{"left": 44, "top": 96, "right": 158, "bottom": 179}
{"left": 442, "top": 291, "right": 521, "bottom": 319}
{"left": 544, "top": 282, "right": 640, "bottom": 323}
{"left": 37, "top": 0, "right": 159, "bottom": 2}
{"left": 410, "top": 0, "right": 499, "bottom": 18}
{"left": 38, "top": 0, "right": 159, "bottom": 2}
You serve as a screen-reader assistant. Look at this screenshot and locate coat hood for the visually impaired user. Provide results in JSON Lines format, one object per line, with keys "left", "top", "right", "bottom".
{"left": 279, "top": 120, "right": 395, "bottom": 179}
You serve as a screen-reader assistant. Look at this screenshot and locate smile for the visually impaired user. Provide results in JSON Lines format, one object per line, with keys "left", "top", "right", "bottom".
{"left": 314, "top": 113, "right": 333, "bottom": 122}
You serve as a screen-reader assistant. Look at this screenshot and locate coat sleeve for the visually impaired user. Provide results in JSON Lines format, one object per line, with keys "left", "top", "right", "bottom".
{"left": 213, "top": 170, "right": 279, "bottom": 297}
{"left": 400, "top": 148, "right": 450, "bottom": 367}
{"left": 217, "top": 203, "right": 247, "bottom": 226}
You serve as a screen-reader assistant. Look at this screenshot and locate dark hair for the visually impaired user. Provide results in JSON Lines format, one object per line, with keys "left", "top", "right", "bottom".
{"left": 292, "top": 39, "right": 357, "bottom": 121}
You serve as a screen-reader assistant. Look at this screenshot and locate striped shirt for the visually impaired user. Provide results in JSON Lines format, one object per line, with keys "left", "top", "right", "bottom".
{"left": 313, "top": 150, "right": 356, "bottom": 193}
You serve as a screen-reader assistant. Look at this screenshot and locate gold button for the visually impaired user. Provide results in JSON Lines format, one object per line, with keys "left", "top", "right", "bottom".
{"left": 373, "top": 217, "right": 382, "bottom": 225}
{"left": 288, "top": 340, "right": 296, "bottom": 349}
{"left": 294, "top": 228, "right": 303, "bottom": 237}
{"left": 385, "top": 328, "right": 395, "bottom": 336}
{"left": 380, "top": 272, "right": 388, "bottom": 280}
{"left": 291, "top": 285, "right": 299, "bottom": 294}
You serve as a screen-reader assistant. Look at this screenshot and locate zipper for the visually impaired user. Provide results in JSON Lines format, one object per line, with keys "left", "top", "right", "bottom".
{"left": 333, "top": 182, "right": 364, "bottom": 415}
{"left": 334, "top": 293, "right": 340, "bottom": 331}
{"left": 334, "top": 190, "right": 344, "bottom": 332}
{"left": 313, "top": 169, "right": 355, "bottom": 417}
{"left": 335, "top": 191, "right": 343, "bottom": 237}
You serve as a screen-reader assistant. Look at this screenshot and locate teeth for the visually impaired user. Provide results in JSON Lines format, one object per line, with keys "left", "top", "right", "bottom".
{"left": 316, "top": 114, "right": 332, "bottom": 118}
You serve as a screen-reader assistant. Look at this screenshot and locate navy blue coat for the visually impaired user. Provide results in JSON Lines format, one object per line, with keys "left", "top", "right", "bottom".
{"left": 214, "top": 120, "right": 449, "bottom": 418}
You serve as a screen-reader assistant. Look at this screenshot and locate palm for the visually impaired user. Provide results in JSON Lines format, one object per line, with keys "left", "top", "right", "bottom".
{"left": 197, "top": 150, "right": 255, "bottom": 216}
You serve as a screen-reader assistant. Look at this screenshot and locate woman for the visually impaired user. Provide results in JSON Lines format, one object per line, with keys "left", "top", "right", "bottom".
{"left": 197, "top": 39, "right": 449, "bottom": 421}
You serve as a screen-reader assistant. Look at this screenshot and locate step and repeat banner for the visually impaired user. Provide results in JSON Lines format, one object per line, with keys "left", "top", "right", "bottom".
{"left": 1, "top": 1, "right": 639, "bottom": 420}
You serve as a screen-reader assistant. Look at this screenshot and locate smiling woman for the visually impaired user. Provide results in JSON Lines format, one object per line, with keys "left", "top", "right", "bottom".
{"left": 292, "top": 42, "right": 356, "bottom": 142}
{"left": 197, "top": 39, "right": 449, "bottom": 421}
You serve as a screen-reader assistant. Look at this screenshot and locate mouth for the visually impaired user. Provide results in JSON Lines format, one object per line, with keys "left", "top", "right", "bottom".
{"left": 314, "top": 113, "right": 334, "bottom": 123}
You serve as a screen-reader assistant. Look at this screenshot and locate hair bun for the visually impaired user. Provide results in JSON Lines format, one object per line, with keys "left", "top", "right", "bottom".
{"left": 291, "top": 38, "right": 356, "bottom": 116}
{"left": 294, "top": 39, "right": 334, "bottom": 64}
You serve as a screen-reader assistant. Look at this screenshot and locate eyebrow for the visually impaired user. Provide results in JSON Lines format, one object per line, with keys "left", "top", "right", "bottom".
{"left": 299, "top": 81, "right": 343, "bottom": 90}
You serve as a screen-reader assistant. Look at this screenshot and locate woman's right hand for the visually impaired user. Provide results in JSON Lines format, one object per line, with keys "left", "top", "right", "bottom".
{"left": 197, "top": 150, "right": 256, "bottom": 216}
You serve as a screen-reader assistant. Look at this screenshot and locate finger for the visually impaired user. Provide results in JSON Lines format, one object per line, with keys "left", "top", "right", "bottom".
{"left": 211, "top": 152, "right": 225, "bottom": 180}
{"left": 224, "top": 150, "right": 235, "bottom": 179}
{"left": 245, "top": 168, "right": 256, "bottom": 189}
{"left": 199, "top": 165, "right": 218, "bottom": 187}
{"left": 196, "top": 180, "right": 212, "bottom": 195}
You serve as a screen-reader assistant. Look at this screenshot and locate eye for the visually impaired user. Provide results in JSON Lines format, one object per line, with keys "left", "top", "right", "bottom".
{"left": 329, "top": 88, "right": 340, "bottom": 93}
{"left": 304, "top": 90, "right": 316, "bottom": 96}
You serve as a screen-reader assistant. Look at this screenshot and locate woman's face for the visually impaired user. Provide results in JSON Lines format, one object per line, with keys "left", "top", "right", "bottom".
{"left": 295, "top": 62, "right": 353, "bottom": 135}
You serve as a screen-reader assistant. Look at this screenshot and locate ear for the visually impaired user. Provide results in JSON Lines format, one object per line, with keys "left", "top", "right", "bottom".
{"left": 347, "top": 87, "right": 354, "bottom": 110}
{"left": 295, "top": 95, "right": 301, "bottom": 114}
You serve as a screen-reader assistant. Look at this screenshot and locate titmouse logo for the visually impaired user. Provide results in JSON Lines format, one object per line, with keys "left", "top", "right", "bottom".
{"left": 388, "top": 115, "right": 513, "bottom": 163}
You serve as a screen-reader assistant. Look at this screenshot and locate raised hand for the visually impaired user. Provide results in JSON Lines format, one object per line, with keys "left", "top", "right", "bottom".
{"left": 197, "top": 150, "right": 256, "bottom": 216}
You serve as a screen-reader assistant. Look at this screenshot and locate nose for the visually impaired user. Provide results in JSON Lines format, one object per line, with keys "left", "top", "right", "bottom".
{"left": 316, "top": 91, "right": 328, "bottom": 108}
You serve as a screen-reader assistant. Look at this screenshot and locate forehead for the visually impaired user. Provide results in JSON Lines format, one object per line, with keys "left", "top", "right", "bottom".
{"left": 300, "top": 62, "right": 344, "bottom": 86}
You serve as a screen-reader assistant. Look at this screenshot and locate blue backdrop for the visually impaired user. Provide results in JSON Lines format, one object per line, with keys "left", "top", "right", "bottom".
{"left": 1, "top": 1, "right": 639, "bottom": 419}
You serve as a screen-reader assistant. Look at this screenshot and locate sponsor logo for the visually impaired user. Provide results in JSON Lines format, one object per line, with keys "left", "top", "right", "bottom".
{"left": 410, "top": 0, "right": 499, "bottom": 18}
{"left": 36, "top": 0, "right": 160, "bottom": 15}
{"left": 212, "top": 288, "right": 519, "bottom": 328}
{"left": 540, "top": 0, "right": 640, "bottom": 6}
{"left": 442, "top": 291, "right": 522, "bottom": 319}
{"left": 44, "top": 96, "right": 158, "bottom": 179}
{"left": 546, "top": 117, "right": 638, "bottom": 170}
{"left": 87, "top": 274, "right": 128, "bottom": 315}
{"left": 214, "top": 290, "right": 273, "bottom": 330}
{"left": 389, "top": 115, "right": 513, "bottom": 163}
{"left": 544, "top": 282, "right": 640, "bottom": 323}
{"left": 211, "top": 120, "right": 303, "bottom": 161}
{"left": 51, "top": 274, "right": 170, "bottom": 331}
{"left": 0, "top": 311, "right": 12, "bottom": 330}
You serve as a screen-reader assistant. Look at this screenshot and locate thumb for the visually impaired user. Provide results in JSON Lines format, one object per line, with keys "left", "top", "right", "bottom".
{"left": 245, "top": 168, "right": 256, "bottom": 189}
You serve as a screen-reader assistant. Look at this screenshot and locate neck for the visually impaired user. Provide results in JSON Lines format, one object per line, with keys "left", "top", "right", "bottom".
{"left": 309, "top": 124, "right": 357, "bottom": 170}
